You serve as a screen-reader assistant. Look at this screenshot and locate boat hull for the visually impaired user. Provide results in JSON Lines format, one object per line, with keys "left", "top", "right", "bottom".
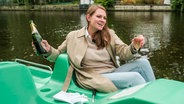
{"left": 0, "top": 54, "right": 184, "bottom": 104}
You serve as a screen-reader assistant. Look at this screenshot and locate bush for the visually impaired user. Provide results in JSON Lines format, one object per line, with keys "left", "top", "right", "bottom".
{"left": 172, "top": 0, "right": 184, "bottom": 12}
{"left": 94, "top": 0, "right": 114, "bottom": 9}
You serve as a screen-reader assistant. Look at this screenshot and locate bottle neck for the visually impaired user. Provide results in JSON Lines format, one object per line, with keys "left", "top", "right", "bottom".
{"left": 30, "top": 23, "right": 39, "bottom": 34}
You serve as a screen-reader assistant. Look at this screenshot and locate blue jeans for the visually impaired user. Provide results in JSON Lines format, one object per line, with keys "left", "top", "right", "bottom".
{"left": 102, "top": 58, "right": 155, "bottom": 89}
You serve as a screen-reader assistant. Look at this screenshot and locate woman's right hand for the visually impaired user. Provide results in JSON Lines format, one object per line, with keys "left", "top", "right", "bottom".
{"left": 32, "top": 40, "right": 51, "bottom": 54}
{"left": 40, "top": 39, "right": 51, "bottom": 53}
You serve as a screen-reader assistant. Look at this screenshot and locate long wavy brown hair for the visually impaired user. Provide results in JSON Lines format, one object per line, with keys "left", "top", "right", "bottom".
{"left": 86, "top": 4, "right": 111, "bottom": 49}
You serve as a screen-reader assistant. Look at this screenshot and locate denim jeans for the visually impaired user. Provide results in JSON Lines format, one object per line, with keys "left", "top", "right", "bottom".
{"left": 102, "top": 57, "right": 155, "bottom": 89}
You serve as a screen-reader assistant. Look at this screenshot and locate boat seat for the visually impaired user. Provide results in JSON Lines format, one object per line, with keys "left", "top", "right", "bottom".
{"left": 49, "top": 54, "right": 92, "bottom": 94}
{"left": 50, "top": 53, "right": 70, "bottom": 83}
{"left": 0, "top": 62, "right": 49, "bottom": 104}
{"left": 37, "top": 54, "right": 93, "bottom": 103}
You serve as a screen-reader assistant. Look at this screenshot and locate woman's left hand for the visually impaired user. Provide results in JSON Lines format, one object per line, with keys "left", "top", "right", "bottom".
{"left": 132, "top": 35, "right": 145, "bottom": 50}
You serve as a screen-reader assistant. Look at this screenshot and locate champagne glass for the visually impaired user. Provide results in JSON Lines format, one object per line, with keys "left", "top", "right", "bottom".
{"left": 133, "top": 34, "right": 143, "bottom": 59}
{"left": 133, "top": 34, "right": 149, "bottom": 59}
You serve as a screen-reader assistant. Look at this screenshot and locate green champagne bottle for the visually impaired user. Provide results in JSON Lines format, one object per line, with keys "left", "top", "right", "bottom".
{"left": 30, "top": 20, "right": 47, "bottom": 55}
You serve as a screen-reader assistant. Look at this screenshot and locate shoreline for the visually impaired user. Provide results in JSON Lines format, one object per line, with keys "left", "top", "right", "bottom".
{"left": 0, "top": 4, "right": 172, "bottom": 12}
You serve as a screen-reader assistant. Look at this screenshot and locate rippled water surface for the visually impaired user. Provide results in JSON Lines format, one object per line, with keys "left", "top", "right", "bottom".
{"left": 0, "top": 11, "right": 184, "bottom": 81}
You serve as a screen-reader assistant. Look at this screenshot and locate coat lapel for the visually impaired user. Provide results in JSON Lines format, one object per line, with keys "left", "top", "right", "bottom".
{"left": 73, "top": 27, "right": 88, "bottom": 67}
{"left": 106, "top": 44, "right": 119, "bottom": 68}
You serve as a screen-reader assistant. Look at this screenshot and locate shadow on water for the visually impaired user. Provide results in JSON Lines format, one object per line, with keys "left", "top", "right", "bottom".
{"left": 0, "top": 11, "right": 184, "bottom": 82}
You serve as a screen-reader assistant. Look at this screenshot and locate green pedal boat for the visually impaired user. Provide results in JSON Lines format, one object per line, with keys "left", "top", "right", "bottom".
{"left": 0, "top": 54, "right": 184, "bottom": 104}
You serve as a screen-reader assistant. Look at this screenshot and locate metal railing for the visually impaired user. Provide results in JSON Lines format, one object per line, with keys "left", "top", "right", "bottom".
{"left": 14, "top": 58, "right": 53, "bottom": 75}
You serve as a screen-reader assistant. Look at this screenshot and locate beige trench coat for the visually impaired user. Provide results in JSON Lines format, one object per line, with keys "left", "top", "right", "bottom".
{"left": 46, "top": 27, "right": 134, "bottom": 93}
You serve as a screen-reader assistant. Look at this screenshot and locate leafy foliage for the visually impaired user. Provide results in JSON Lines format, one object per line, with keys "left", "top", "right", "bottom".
{"left": 94, "top": 0, "right": 114, "bottom": 9}
{"left": 171, "top": 0, "right": 184, "bottom": 12}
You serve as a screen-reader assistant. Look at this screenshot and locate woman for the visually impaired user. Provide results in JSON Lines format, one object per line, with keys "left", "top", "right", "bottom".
{"left": 36, "top": 4, "right": 155, "bottom": 93}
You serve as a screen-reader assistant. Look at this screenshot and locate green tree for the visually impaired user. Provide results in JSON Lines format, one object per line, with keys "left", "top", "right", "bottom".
{"left": 94, "top": 0, "right": 114, "bottom": 9}
{"left": 172, "top": 0, "right": 184, "bottom": 12}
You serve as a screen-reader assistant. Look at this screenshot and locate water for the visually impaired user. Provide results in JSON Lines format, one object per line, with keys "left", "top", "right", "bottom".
{"left": 0, "top": 11, "right": 184, "bottom": 82}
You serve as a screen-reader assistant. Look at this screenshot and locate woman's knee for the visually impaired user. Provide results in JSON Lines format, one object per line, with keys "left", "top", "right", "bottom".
{"left": 120, "top": 72, "right": 146, "bottom": 88}
{"left": 134, "top": 58, "right": 153, "bottom": 71}
{"left": 136, "top": 58, "right": 150, "bottom": 65}
{"left": 131, "top": 72, "right": 146, "bottom": 85}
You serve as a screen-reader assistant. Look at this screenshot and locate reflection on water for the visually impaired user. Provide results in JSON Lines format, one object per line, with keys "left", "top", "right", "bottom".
{"left": 0, "top": 11, "right": 184, "bottom": 82}
{"left": 111, "top": 12, "right": 172, "bottom": 51}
